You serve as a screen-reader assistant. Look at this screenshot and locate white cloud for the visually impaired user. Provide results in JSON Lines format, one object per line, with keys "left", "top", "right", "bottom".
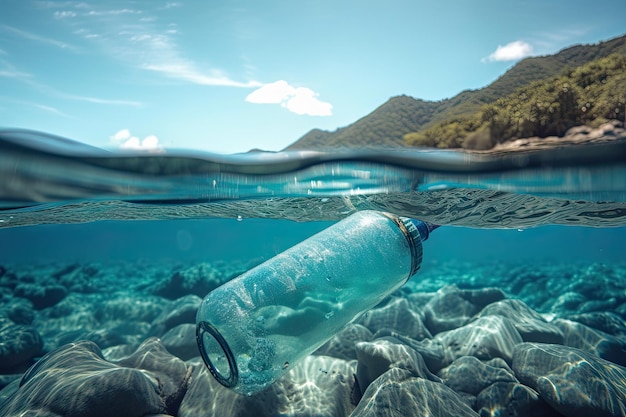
{"left": 284, "top": 87, "right": 333, "bottom": 116}
{"left": 63, "top": 94, "right": 142, "bottom": 106}
{"left": 53, "top": 10, "right": 77, "bottom": 18}
{"left": 110, "top": 128, "right": 131, "bottom": 143}
{"left": 246, "top": 80, "right": 295, "bottom": 104}
{"left": 85, "top": 9, "right": 142, "bottom": 16}
{"left": 49, "top": 6, "right": 258, "bottom": 88}
{"left": 1, "top": 56, "right": 142, "bottom": 106}
{"left": 33, "top": 103, "right": 71, "bottom": 117}
{"left": 163, "top": 2, "right": 182, "bottom": 9}
{"left": 110, "top": 129, "right": 163, "bottom": 152}
{"left": 246, "top": 80, "right": 333, "bottom": 116}
{"left": 143, "top": 63, "right": 261, "bottom": 87}
{"left": 485, "top": 40, "right": 533, "bottom": 62}
{"left": 0, "top": 59, "right": 32, "bottom": 78}
{"left": 0, "top": 24, "right": 79, "bottom": 51}
{"left": 0, "top": 69, "right": 31, "bottom": 78}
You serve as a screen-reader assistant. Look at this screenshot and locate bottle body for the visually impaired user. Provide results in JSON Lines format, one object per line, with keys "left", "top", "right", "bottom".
{"left": 196, "top": 210, "right": 423, "bottom": 395}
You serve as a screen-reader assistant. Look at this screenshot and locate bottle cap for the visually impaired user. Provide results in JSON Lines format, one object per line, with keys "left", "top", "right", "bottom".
{"left": 408, "top": 219, "right": 439, "bottom": 241}
{"left": 378, "top": 213, "right": 423, "bottom": 277}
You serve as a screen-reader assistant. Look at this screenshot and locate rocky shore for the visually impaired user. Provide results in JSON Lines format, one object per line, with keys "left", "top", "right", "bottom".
{"left": 482, "top": 120, "right": 626, "bottom": 154}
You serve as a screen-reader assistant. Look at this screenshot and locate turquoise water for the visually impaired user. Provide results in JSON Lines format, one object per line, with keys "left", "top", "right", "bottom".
{"left": 0, "top": 129, "right": 625, "bottom": 416}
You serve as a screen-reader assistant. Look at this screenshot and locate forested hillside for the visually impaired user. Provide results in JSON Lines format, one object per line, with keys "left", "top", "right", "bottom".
{"left": 286, "top": 95, "right": 439, "bottom": 149}
{"left": 284, "top": 34, "right": 626, "bottom": 150}
{"left": 405, "top": 53, "right": 626, "bottom": 149}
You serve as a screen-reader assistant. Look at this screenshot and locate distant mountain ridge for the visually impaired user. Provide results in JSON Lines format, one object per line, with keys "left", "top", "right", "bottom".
{"left": 284, "top": 33, "right": 626, "bottom": 150}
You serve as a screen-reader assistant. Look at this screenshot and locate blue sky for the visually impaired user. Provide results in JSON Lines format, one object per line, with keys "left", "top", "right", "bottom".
{"left": 1, "top": 1, "right": 624, "bottom": 154}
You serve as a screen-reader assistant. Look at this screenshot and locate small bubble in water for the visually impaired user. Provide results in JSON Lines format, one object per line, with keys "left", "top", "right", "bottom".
{"left": 236, "top": 215, "right": 243, "bottom": 222}
{"left": 325, "top": 311, "right": 334, "bottom": 319}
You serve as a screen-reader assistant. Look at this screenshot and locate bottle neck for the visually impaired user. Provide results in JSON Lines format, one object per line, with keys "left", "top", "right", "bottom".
{"left": 382, "top": 213, "right": 424, "bottom": 277}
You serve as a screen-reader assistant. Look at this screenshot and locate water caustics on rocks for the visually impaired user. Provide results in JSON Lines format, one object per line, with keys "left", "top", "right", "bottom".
{"left": 1, "top": 129, "right": 626, "bottom": 229}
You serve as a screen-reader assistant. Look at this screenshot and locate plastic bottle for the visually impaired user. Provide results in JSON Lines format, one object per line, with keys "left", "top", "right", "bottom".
{"left": 196, "top": 210, "right": 433, "bottom": 395}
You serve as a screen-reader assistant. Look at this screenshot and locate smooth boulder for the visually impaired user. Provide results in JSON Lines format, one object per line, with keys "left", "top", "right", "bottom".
{"left": 512, "top": 342, "right": 626, "bottom": 417}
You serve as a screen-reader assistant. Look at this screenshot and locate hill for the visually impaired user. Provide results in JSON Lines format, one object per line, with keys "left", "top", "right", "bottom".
{"left": 284, "top": 34, "right": 626, "bottom": 150}
{"left": 406, "top": 53, "right": 626, "bottom": 149}
{"left": 287, "top": 95, "right": 439, "bottom": 149}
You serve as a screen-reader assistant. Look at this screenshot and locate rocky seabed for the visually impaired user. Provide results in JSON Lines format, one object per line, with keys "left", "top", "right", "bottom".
{"left": 0, "top": 260, "right": 625, "bottom": 417}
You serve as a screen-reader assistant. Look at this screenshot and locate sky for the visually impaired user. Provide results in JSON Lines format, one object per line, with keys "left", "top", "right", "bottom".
{"left": 1, "top": 1, "right": 625, "bottom": 154}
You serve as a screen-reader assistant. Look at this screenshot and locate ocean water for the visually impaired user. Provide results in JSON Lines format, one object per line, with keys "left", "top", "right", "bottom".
{"left": 0, "top": 129, "right": 625, "bottom": 416}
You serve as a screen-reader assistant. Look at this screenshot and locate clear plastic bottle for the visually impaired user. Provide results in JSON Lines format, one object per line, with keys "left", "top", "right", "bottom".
{"left": 196, "top": 210, "right": 429, "bottom": 395}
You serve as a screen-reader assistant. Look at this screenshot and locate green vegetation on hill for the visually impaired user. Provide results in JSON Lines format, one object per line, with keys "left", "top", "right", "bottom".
{"left": 405, "top": 53, "right": 626, "bottom": 149}
{"left": 284, "top": 34, "right": 626, "bottom": 150}
{"left": 286, "top": 95, "right": 439, "bottom": 150}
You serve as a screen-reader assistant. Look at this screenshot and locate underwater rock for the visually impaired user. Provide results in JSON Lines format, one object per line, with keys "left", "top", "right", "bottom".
{"left": 53, "top": 327, "right": 128, "bottom": 351}
{"left": 564, "top": 311, "right": 626, "bottom": 337}
{"left": 437, "top": 355, "right": 517, "bottom": 396}
{"left": 563, "top": 264, "right": 626, "bottom": 314}
{"left": 484, "top": 357, "right": 515, "bottom": 374}
{"left": 578, "top": 297, "right": 620, "bottom": 314}
{"left": 390, "top": 334, "right": 447, "bottom": 372}
{"left": 553, "top": 318, "right": 626, "bottom": 366}
{"left": 423, "top": 285, "right": 505, "bottom": 334}
{"left": 350, "top": 368, "right": 479, "bottom": 417}
{"left": 354, "top": 337, "right": 439, "bottom": 400}
{"left": 512, "top": 342, "right": 626, "bottom": 417}
{"left": 356, "top": 297, "right": 431, "bottom": 340}
{"left": 13, "top": 283, "right": 67, "bottom": 310}
{"left": 549, "top": 291, "right": 586, "bottom": 314}
{"left": 94, "top": 294, "right": 165, "bottom": 323}
{"left": 0, "top": 338, "right": 192, "bottom": 417}
{"left": 150, "top": 263, "right": 232, "bottom": 300}
{"left": 1, "top": 297, "right": 35, "bottom": 325}
{"left": 272, "top": 355, "right": 356, "bottom": 417}
{"left": 35, "top": 298, "right": 149, "bottom": 353}
{"left": 0, "top": 267, "right": 18, "bottom": 290}
{"left": 54, "top": 263, "right": 100, "bottom": 293}
{"left": 314, "top": 323, "right": 373, "bottom": 361}
{"left": 161, "top": 323, "right": 198, "bottom": 361}
{"left": 149, "top": 294, "right": 201, "bottom": 337}
{"left": 0, "top": 318, "right": 42, "bottom": 371}
{"left": 475, "top": 381, "right": 558, "bottom": 417}
{"left": 113, "top": 337, "right": 193, "bottom": 411}
{"left": 476, "top": 299, "right": 564, "bottom": 344}
{"left": 435, "top": 315, "right": 523, "bottom": 367}
{"left": 179, "top": 355, "right": 356, "bottom": 417}
{"left": 405, "top": 291, "right": 436, "bottom": 312}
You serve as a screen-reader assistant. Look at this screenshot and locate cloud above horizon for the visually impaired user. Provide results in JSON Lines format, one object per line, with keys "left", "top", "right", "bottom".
{"left": 110, "top": 128, "right": 163, "bottom": 152}
{"left": 246, "top": 80, "right": 333, "bottom": 116}
{"left": 484, "top": 40, "right": 534, "bottom": 62}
